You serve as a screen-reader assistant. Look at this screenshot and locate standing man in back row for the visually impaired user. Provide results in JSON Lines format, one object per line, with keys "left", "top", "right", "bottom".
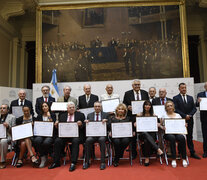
{"left": 173, "top": 83, "right": 200, "bottom": 159}
{"left": 123, "top": 79, "right": 149, "bottom": 159}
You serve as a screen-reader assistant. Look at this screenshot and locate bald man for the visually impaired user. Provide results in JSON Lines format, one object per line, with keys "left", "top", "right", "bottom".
{"left": 10, "top": 89, "right": 34, "bottom": 116}
{"left": 152, "top": 88, "right": 172, "bottom": 105}
{"left": 78, "top": 84, "right": 99, "bottom": 109}
{"left": 196, "top": 82, "right": 207, "bottom": 158}
{"left": 100, "top": 84, "right": 120, "bottom": 101}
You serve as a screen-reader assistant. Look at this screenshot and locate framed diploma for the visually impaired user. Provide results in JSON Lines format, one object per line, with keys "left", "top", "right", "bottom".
{"left": 33, "top": 121, "right": 54, "bottom": 137}
{"left": 0, "top": 124, "right": 6, "bottom": 139}
{"left": 199, "top": 98, "right": 207, "bottom": 111}
{"left": 132, "top": 101, "right": 145, "bottom": 115}
{"left": 12, "top": 106, "right": 23, "bottom": 118}
{"left": 165, "top": 119, "right": 187, "bottom": 134}
{"left": 79, "top": 108, "right": 94, "bottom": 118}
{"left": 51, "top": 102, "right": 68, "bottom": 111}
{"left": 102, "top": 98, "right": 120, "bottom": 113}
{"left": 58, "top": 122, "right": 79, "bottom": 138}
{"left": 12, "top": 123, "right": 33, "bottom": 141}
{"left": 86, "top": 121, "right": 107, "bottom": 137}
{"left": 111, "top": 122, "right": 133, "bottom": 138}
{"left": 153, "top": 105, "right": 166, "bottom": 118}
{"left": 136, "top": 116, "right": 158, "bottom": 132}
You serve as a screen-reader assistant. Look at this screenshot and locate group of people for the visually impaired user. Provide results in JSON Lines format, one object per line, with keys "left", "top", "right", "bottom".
{"left": 0, "top": 79, "right": 207, "bottom": 172}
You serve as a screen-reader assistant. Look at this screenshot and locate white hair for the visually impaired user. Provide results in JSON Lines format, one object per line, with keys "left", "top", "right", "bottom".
{"left": 132, "top": 79, "right": 140, "bottom": 85}
{"left": 67, "top": 101, "right": 75, "bottom": 107}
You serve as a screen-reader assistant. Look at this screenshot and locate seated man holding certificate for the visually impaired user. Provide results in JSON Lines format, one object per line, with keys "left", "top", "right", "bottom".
{"left": 83, "top": 101, "right": 108, "bottom": 170}
{"left": 135, "top": 100, "right": 163, "bottom": 166}
{"left": 33, "top": 102, "right": 56, "bottom": 168}
{"left": 15, "top": 105, "right": 39, "bottom": 168}
{"left": 0, "top": 104, "right": 16, "bottom": 169}
{"left": 162, "top": 101, "right": 188, "bottom": 168}
{"left": 48, "top": 102, "right": 85, "bottom": 172}
{"left": 108, "top": 103, "right": 132, "bottom": 167}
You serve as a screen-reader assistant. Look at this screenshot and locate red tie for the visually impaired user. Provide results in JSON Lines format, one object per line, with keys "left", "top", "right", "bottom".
{"left": 45, "top": 98, "right": 47, "bottom": 102}
{"left": 96, "top": 113, "right": 99, "bottom": 121}
{"left": 162, "top": 98, "right": 165, "bottom": 105}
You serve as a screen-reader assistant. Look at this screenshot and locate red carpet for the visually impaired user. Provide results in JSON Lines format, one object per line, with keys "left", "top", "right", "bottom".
{"left": 1, "top": 141, "right": 207, "bottom": 180}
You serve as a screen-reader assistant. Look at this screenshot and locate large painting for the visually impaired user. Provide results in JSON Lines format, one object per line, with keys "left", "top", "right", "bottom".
{"left": 39, "top": 3, "right": 187, "bottom": 83}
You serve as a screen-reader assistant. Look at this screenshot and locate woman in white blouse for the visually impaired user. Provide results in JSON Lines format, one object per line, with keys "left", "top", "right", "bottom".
{"left": 162, "top": 101, "right": 188, "bottom": 168}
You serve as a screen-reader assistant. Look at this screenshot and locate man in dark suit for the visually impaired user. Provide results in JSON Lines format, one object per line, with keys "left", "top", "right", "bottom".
{"left": 83, "top": 102, "right": 108, "bottom": 170}
{"left": 148, "top": 87, "right": 157, "bottom": 103}
{"left": 78, "top": 84, "right": 99, "bottom": 109}
{"left": 196, "top": 82, "right": 207, "bottom": 158}
{"left": 10, "top": 89, "right": 34, "bottom": 116}
{"left": 152, "top": 88, "right": 172, "bottom": 105}
{"left": 48, "top": 101, "right": 85, "bottom": 171}
{"left": 173, "top": 83, "right": 200, "bottom": 159}
{"left": 35, "top": 85, "right": 55, "bottom": 115}
{"left": 123, "top": 79, "right": 149, "bottom": 159}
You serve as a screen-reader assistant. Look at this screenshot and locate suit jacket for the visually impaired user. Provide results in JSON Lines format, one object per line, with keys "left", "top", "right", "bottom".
{"left": 196, "top": 91, "right": 207, "bottom": 120}
{"left": 57, "top": 96, "right": 78, "bottom": 107}
{"left": 152, "top": 97, "right": 173, "bottom": 105}
{"left": 87, "top": 111, "right": 109, "bottom": 122}
{"left": 35, "top": 96, "right": 55, "bottom": 115}
{"left": 78, "top": 94, "right": 98, "bottom": 109}
{"left": 10, "top": 99, "right": 34, "bottom": 115}
{"left": 173, "top": 94, "right": 197, "bottom": 119}
{"left": 0, "top": 114, "right": 16, "bottom": 141}
{"left": 59, "top": 111, "right": 85, "bottom": 140}
{"left": 123, "top": 89, "right": 149, "bottom": 116}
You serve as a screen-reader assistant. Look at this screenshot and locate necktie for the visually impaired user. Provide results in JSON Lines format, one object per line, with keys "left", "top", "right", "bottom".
{"left": 183, "top": 95, "right": 187, "bottom": 104}
{"left": 86, "top": 95, "right": 89, "bottom": 103}
{"left": 45, "top": 98, "right": 47, "bottom": 102}
{"left": 20, "top": 101, "right": 23, "bottom": 106}
{"left": 137, "top": 93, "right": 139, "bottom": 101}
{"left": 96, "top": 113, "right": 99, "bottom": 121}
{"left": 67, "top": 115, "right": 72, "bottom": 122}
{"left": 161, "top": 98, "right": 165, "bottom": 105}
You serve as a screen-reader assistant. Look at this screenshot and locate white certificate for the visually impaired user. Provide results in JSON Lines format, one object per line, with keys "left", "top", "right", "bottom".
{"left": 0, "top": 124, "right": 6, "bottom": 139}
{"left": 153, "top": 105, "right": 166, "bottom": 118}
{"left": 12, "top": 123, "right": 33, "bottom": 141}
{"left": 12, "top": 106, "right": 23, "bottom": 118}
{"left": 51, "top": 102, "right": 68, "bottom": 111}
{"left": 79, "top": 108, "right": 94, "bottom": 118}
{"left": 165, "top": 119, "right": 187, "bottom": 134}
{"left": 86, "top": 122, "right": 107, "bottom": 137}
{"left": 200, "top": 98, "right": 207, "bottom": 111}
{"left": 58, "top": 122, "right": 79, "bottom": 138}
{"left": 136, "top": 117, "right": 158, "bottom": 132}
{"left": 33, "top": 121, "right": 54, "bottom": 137}
{"left": 132, "top": 101, "right": 145, "bottom": 115}
{"left": 111, "top": 122, "right": 133, "bottom": 138}
{"left": 102, "top": 98, "right": 120, "bottom": 113}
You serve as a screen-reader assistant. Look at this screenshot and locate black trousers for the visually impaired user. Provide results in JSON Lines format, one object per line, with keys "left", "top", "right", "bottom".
{"left": 164, "top": 134, "right": 186, "bottom": 159}
{"left": 186, "top": 119, "right": 195, "bottom": 155}
{"left": 85, "top": 136, "right": 106, "bottom": 163}
{"left": 139, "top": 132, "right": 158, "bottom": 157}
{"left": 53, "top": 137, "right": 81, "bottom": 164}
{"left": 201, "top": 111, "right": 207, "bottom": 153}
{"left": 33, "top": 136, "right": 53, "bottom": 157}
{"left": 112, "top": 137, "right": 130, "bottom": 162}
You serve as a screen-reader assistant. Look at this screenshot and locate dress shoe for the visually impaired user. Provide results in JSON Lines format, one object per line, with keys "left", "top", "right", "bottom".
{"left": 48, "top": 163, "right": 60, "bottom": 169}
{"left": 182, "top": 160, "right": 188, "bottom": 168}
{"left": 144, "top": 162, "right": 149, "bottom": 166}
{"left": 69, "top": 163, "right": 76, "bottom": 172}
{"left": 0, "top": 162, "right": 6, "bottom": 169}
{"left": 100, "top": 163, "right": 106, "bottom": 170}
{"left": 202, "top": 152, "right": 207, "bottom": 158}
{"left": 83, "top": 163, "right": 90, "bottom": 170}
{"left": 113, "top": 161, "right": 119, "bottom": 167}
{"left": 171, "top": 160, "right": 177, "bottom": 168}
{"left": 190, "top": 153, "right": 201, "bottom": 159}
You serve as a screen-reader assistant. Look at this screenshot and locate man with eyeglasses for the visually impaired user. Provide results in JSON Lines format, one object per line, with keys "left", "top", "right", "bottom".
{"left": 0, "top": 104, "right": 16, "bottom": 169}
{"left": 123, "top": 79, "right": 149, "bottom": 159}
{"left": 35, "top": 85, "right": 55, "bottom": 115}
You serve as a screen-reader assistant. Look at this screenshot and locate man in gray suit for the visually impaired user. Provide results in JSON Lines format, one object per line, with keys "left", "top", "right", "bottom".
{"left": 83, "top": 102, "right": 108, "bottom": 170}
{"left": 0, "top": 104, "right": 16, "bottom": 169}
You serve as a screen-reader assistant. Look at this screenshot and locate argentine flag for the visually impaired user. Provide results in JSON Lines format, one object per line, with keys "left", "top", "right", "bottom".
{"left": 50, "top": 69, "right": 59, "bottom": 100}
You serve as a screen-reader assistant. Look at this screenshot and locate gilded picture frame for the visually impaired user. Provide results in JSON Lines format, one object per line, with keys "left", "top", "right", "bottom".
{"left": 35, "top": 0, "right": 189, "bottom": 83}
